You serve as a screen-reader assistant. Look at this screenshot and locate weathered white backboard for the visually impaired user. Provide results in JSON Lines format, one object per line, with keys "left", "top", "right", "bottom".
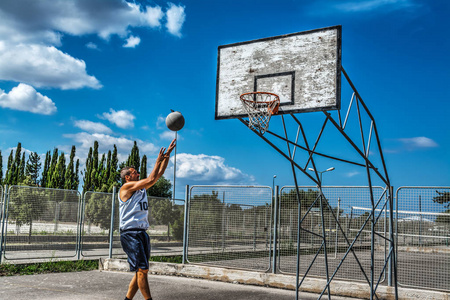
{"left": 215, "top": 25, "right": 341, "bottom": 120}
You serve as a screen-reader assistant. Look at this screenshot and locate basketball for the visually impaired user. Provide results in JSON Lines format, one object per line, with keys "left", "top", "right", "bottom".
{"left": 165, "top": 111, "right": 185, "bottom": 131}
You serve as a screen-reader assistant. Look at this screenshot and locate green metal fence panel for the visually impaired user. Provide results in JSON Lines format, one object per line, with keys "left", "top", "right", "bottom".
{"left": 81, "top": 191, "right": 121, "bottom": 258}
{"left": 277, "top": 186, "right": 388, "bottom": 284}
{"left": 3, "top": 186, "right": 80, "bottom": 262}
{"left": 186, "top": 185, "right": 273, "bottom": 272}
{"left": 396, "top": 187, "right": 450, "bottom": 292}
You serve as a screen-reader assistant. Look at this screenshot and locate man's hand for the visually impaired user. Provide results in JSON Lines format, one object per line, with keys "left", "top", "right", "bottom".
{"left": 165, "top": 138, "right": 176, "bottom": 157}
{"left": 157, "top": 138, "right": 176, "bottom": 163}
{"left": 156, "top": 146, "right": 166, "bottom": 164}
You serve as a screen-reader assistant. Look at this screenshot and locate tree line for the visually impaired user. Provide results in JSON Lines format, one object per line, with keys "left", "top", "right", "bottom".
{"left": 0, "top": 141, "right": 172, "bottom": 196}
{"left": 0, "top": 141, "right": 181, "bottom": 240}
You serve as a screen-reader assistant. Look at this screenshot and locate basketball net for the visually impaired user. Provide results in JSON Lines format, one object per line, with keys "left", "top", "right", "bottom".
{"left": 240, "top": 92, "right": 280, "bottom": 134}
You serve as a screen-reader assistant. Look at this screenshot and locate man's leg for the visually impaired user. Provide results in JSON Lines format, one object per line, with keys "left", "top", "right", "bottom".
{"left": 125, "top": 273, "right": 139, "bottom": 300}
{"left": 137, "top": 268, "right": 152, "bottom": 300}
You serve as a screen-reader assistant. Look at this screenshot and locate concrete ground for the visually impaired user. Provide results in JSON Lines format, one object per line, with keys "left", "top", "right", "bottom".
{"left": 0, "top": 270, "right": 360, "bottom": 300}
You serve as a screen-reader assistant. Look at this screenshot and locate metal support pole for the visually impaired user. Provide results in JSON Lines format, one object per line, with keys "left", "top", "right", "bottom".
{"left": 222, "top": 191, "right": 226, "bottom": 251}
{"left": 78, "top": 192, "right": 86, "bottom": 260}
{"left": 418, "top": 195, "right": 422, "bottom": 246}
{"left": 109, "top": 186, "right": 116, "bottom": 259}
{"left": 295, "top": 190, "right": 301, "bottom": 300}
{"left": 172, "top": 131, "right": 178, "bottom": 201}
{"left": 272, "top": 185, "right": 279, "bottom": 274}
{"left": 0, "top": 185, "right": 8, "bottom": 264}
{"left": 388, "top": 185, "right": 398, "bottom": 299}
{"left": 253, "top": 208, "right": 257, "bottom": 251}
{"left": 335, "top": 197, "right": 341, "bottom": 258}
{"left": 182, "top": 185, "right": 189, "bottom": 264}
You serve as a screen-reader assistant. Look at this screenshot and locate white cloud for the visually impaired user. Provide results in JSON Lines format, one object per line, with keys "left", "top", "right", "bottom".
{"left": 166, "top": 3, "right": 186, "bottom": 37}
{"left": 0, "top": 83, "right": 57, "bottom": 115}
{"left": 123, "top": 35, "right": 141, "bottom": 48}
{"left": 0, "top": 0, "right": 186, "bottom": 90}
{"left": 73, "top": 120, "right": 112, "bottom": 134}
{"left": 345, "top": 171, "right": 360, "bottom": 178}
{"left": 0, "top": 44, "right": 101, "bottom": 90}
{"left": 398, "top": 137, "right": 438, "bottom": 150}
{"left": 333, "top": 0, "right": 416, "bottom": 12}
{"left": 173, "top": 153, "right": 255, "bottom": 184}
{"left": 307, "top": 0, "right": 418, "bottom": 15}
{"left": 0, "top": 1, "right": 174, "bottom": 44}
{"left": 101, "top": 109, "right": 135, "bottom": 129}
{"left": 86, "top": 42, "right": 99, "bottom": 50}
{"left": 160, "top": 130, "right": 176, "bottom": 140}
{"left": 156, "top": 115, "right": 166, "bottom": 129}
{"left": 144, "top": 5, "right": 164, "bottom": 27}
{"left": 63, "top": 132, "right": 158, "bottom": 159}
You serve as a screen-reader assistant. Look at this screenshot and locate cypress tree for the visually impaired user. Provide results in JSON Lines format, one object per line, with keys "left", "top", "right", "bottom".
{"left": 6, "top": 143, "right": 22, "bottom": 185}
{"left": 25, "top": 152, "right": 41, "bottom": 186}
{"left": 105, "top": 150, "right": 111, "bottom": 186}
{"left": 83, "top": 147, "right": 93, "bottom": 194}
{"left": 12, "top": 142, "right": 22, "bottom": 185}
{"left": 18, "top": 152, "right": 26, "bottom": 183}
{"left": 40, "top": 151, "right": 51, "bottom": 187}
{"left": 73, "top": 159, "right": 80, "bottom": 191}
{"left": 7, "top": 149, "right": 13, "bottom": 171}
{"left": 140, "top": 155, "right": 147, "bottom": 180}
{"left": 93, "top": 141, "right": 99, "bottom": 173}
{"left": 126, "top": 141, "right": 140, "bottom": 172}
{"left": 50, "top": 152, "right": 65, "bottom": 189}
{"left": 97, "top": 153, "right": 106, "bottom": 192}
{"left": 107, "top": 145, "right": 120, "bottom": 191}
{"left": 48, "top": 148, "right": 59, "bottom": 184}
{"left": 64, "top": 146, "right": 76, "bottom": 190}
{"left": 91, "top": 141, "right": 99, "bottom": 191}
{"left": 5, "top": 150, "right": 14, "bottom": 185}
{"left": 0, "top": 150, "right": 3, "bottom": 185}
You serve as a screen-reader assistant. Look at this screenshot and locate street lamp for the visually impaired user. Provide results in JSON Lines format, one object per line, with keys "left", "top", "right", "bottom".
{"left": 272, "top": 175, "right": 277, "bottom": 191}
{"left": 308, "top": 167, "right": 335, "bottom": 184}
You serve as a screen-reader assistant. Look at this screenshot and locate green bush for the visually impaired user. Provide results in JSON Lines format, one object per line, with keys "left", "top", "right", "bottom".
{"left": 0, "top": 260, "right": 98, "bottom": 276}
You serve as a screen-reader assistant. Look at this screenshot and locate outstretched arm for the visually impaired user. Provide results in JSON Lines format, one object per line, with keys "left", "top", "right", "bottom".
{"left": 157, "top": 138, "right": 176, "bottom": 178}
{"left": 120, "top": 139, "right": 177, "bottom": 201}
{"left": 120, "top": 148, "right": 166, "bottom": 201}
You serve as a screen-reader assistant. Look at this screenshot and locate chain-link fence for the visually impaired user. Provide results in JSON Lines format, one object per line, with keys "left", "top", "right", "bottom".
{"left": 277, "top": 186, "right": 389, "bottom": 283}
{"left": 2, "top": 186, "right": 80, "bottom": 262}
{"left": 186, "top": 186, "right": 273, "bottom": 271}
{"left": 396, "top": 187, "right": 450, "bottom": 291}
{"left": 0, "top": 185, "right": 185, "bottom": 263}
{"left": 81, "top": 191, "right": 120, "bottom": 258}
{"left": 0, "top": 184, "right": 448, "bottom": 293}
{"left": 0, "top": 185, "right": 4, "bottom": 260}
{"left": 147, "top": 196, "right": 185, "bottom": 256}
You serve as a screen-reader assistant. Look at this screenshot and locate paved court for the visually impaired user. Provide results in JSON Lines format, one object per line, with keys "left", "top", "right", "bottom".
{"left": 0, "top": 270, "right": 362, "bottom": 300}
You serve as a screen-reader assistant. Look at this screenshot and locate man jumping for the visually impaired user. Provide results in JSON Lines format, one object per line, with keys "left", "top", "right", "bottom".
{"left": 119, "top": 139, "right": 176, "bottom": 300}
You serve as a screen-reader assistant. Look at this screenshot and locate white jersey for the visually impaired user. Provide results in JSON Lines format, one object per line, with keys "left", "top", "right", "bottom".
{"left": 118, "top": 188, "right": 149, "bottom": 231}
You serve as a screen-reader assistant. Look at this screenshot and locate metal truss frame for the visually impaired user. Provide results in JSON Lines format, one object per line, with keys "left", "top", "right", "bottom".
{"left": 238, "top": 67, "right": 398, "bottom": 300}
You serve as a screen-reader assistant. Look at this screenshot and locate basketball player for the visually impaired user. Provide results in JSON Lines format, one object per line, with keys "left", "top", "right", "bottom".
{"left": 119, "top": 138, "right": 176, "bottom": 300}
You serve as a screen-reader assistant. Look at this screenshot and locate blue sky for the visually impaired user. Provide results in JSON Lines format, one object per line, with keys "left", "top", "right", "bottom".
{"left": 0, "top": 0, "right": 448, "bottom": 200}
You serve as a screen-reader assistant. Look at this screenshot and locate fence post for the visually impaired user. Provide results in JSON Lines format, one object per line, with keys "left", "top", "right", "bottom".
{"left": 272, "top": 185, "right": 279, "bottom": 274}
{"left": 388, "top": 185, "right": 395, "bottom": 287}
{"left": 182, "top": 185, "right": 189, "bottom": 264}
{"left": 0, "top": 185, "right": 7, "bottom": 264}
{"left": 109, "top": 186, "right": 117, "bottom": 259}
{"left": 77, "top": 192, "right": 85, "bottom": 260}
{"left": 334, "top": 197, "right": 341, "bottom": 258}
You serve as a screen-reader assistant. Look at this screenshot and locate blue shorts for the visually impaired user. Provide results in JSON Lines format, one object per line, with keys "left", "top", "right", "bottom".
{"left": 120, "top": 229, "right": 151, "bottom": 271}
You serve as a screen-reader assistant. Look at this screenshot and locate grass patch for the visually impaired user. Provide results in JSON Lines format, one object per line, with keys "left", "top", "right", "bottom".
{"left": 0, "top": 260, "right": 98, "bottom": 276}
{"left": 149, "top": 255, "right": 182, "bottom": 264}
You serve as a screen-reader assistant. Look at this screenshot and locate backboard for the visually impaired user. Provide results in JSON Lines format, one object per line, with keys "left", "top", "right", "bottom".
{"left": 215, "top": 25, "right": 341, "bottom": 120}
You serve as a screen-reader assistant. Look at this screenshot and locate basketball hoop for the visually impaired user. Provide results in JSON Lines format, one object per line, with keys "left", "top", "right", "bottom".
{"left": 240, "top": 92, "right": 280, "bottom": 134}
